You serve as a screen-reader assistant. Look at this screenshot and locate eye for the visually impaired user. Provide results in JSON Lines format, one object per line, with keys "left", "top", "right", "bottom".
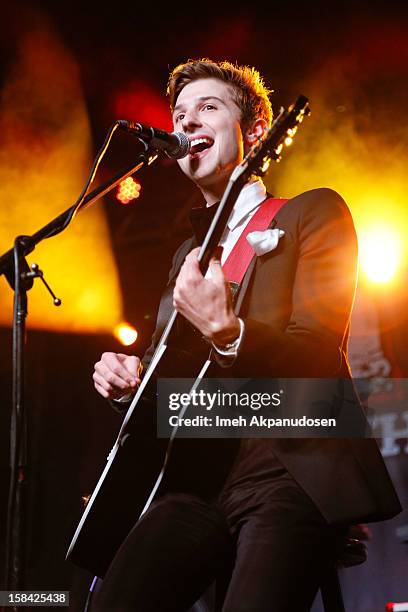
{"left": 175, "top": 113, "right": 185, "bottom": 123}
{"left": 202, "top": 103, "right": 216, "bottom": 111}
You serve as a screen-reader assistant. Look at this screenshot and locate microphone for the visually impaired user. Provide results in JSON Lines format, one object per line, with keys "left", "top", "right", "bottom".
{"left": 117, "top": 120, "right": 190, "bottom": 159}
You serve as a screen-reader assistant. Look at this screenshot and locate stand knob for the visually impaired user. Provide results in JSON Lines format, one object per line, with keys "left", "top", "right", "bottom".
{"left": 23, "top": 263, "right": 62, "bottom": 306}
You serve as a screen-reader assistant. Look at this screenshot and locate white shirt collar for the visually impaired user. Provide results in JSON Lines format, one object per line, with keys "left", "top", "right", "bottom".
{"left": 223, "top": 178, "right": 267, "bottom": 231}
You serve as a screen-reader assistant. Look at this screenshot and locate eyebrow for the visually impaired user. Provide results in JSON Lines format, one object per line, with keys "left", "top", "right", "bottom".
{"left": 173, "top": 96, "right": 227, "bottom": 114}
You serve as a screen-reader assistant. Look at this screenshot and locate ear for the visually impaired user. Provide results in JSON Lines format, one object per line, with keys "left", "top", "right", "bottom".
{"left": 244, "top": 118, "right": 268, "bottom": 149}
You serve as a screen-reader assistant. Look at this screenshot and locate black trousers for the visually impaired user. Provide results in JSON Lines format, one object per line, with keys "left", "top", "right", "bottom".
{"left": 92, "top": 480, "right": 345, "bottom": 612}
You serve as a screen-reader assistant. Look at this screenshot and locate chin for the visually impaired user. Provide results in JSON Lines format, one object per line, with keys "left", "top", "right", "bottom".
{"left": 181, "top": 158, "right": 234, "bottom": 193}
{"left": 190, "top": 166, "right": 217, "bottom": 186}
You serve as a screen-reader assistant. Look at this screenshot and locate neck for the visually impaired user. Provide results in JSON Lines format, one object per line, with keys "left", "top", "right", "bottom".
{"left": 199, "top": 174, "right": 261, "bottom": 207}
{"left": 198, "top": 182, "right": 228, "bottom": 207}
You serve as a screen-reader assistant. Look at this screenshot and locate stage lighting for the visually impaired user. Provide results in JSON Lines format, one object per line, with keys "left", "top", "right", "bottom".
{"left": 114, "top": 322, "right": 138, "bottom": 346}
{"left": 359, "top": 226, "right": 401, "bottom": 283}
{"left": 117, "top": 177, "right": 141, "bottom": 204}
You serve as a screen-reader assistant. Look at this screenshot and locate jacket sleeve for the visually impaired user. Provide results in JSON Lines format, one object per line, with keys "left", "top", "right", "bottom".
{"left": 234, "top": 188, "right": 358, "bottom": 377}
{"left": 141, "top": 236, "right": 195, "bottom": 372}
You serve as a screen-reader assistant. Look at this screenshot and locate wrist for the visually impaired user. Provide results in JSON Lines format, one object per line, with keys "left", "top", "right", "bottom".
{"left": 211, "top": 318, "right": 245, "bottom": 363}
{"left": 211, "top": 315, "right": 241, "bottom": 347}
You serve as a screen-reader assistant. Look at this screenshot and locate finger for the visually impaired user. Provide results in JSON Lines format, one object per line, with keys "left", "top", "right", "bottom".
{"left": 208, "top": 256, "right": 227, "bottom": 285}
{"left": 117, "top": 354, "right": 141, "bottom": 380}
{"left": 95, "top": 361, "right": 137, "bottom": 389}
{"left": 126, "top": 355, "right": 142, "bottom": 380}
{"left": 94, "top": 381, "right": 110, "bottom": 399}
{"left": 93, "top": 371, "right": 113, "bottom": 393}
{"left": 176, "top": 262, "right": 201, "bottom": 296}
{"left": 100, "top": 352, "right": 130, "bottom": 375}
{"left": 93, "top": 372, "right": 126, "bottom": 399}
{"left": 100, "top": 353, "right": 139, "bottom": 384}
{"left": 184, "top": 247, "right": 205, "bottom": 272}
{"left": 93, "top": 371, "right": 135, "bottom": 400}
{"left": 93, "top": 372, "right": 127, "bottom": 399}
{"left": 117, "top": 353, "right": 139, "bottom": 363}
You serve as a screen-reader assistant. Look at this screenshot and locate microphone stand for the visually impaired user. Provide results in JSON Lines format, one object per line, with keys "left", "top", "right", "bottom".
{"left": 1, "top": 142, "right": 158, "bottom": 598}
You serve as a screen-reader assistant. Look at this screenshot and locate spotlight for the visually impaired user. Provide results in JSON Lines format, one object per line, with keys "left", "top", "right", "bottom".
{"left": 117, "top": 177, "right": 141, "bottom": 204}
{"left": 114, "top": 322, "right": 138, "bottom": 346}
{"left": 359, "top": 226, "right": 401, "bottom": 283}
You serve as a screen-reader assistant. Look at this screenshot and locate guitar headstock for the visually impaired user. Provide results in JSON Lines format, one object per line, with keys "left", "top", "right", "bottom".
{"left": 245, "top": 95, "right": 311, "bottom": 177}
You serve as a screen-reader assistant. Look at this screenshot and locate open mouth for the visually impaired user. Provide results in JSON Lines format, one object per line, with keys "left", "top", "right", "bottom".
{"left": 189, "top": 137, "right": 214, "bottom": 157}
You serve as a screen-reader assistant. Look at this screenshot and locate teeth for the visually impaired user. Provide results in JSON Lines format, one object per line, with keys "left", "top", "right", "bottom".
{"left": 190, "top": 137, "right": 212, "bottom": 147}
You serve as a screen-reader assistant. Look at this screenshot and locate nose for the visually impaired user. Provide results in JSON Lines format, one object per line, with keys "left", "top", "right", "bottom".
{"left": 180, "top": 108, "right": 202, "bottom": 132}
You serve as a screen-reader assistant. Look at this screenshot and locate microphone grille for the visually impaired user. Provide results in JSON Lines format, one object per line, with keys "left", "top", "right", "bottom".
{"left": 172, "top": 131, "right": 190, "bottom": 159}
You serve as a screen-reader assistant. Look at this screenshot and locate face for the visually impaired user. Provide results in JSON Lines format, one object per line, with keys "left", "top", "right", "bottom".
{"left": 172, "top": 78, "right": 245, "bottom": 197}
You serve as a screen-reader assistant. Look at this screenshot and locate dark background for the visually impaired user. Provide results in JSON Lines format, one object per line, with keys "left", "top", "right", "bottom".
{"left": 0, "top": 1, "right": 407, "bottom": 610}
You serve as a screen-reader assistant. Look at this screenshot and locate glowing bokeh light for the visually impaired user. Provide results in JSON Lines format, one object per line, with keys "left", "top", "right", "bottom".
{"left": 0, "top": 19, "right": 123, "bottom": 333}
{"left": 114, "top": 323, "right": 138, "bottom": 346}
{"left": 359, "top": 226, "right": 401, "bottom": 283}
{"left": 117, "top": 177, "right": 141, "bottom": 204}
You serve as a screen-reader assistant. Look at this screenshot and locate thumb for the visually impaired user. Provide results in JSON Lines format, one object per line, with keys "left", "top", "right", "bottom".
{"left": 118, "top": 354, "right": 141, "bottom": 378}
{"left": 209, "top": 247, "right": 226, "bottom": 284}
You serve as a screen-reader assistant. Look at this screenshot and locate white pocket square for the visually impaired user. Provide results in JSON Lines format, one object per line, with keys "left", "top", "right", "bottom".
{"left": 246, "top": 228, "right": 285, "bottom": 256}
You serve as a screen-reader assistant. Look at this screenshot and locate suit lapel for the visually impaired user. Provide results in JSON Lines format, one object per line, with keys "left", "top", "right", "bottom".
{"left": 233, "top": 215, "right": 279, "bottom": 316}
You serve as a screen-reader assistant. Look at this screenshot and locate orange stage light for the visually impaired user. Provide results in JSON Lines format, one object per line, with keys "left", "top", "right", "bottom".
{"left": 0, "top": 18, "right": 123, "bottom": 333}
{"left": 117, "top": 177, "right": 141, "bottom": 204}
{"left": 114, "top": 323, "right": 138, "bottom": 346}
{"left": 359, "top": 226, "right": 402, "bottom": 284}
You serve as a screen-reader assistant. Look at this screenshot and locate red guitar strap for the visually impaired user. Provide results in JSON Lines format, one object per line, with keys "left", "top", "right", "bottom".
{"left": 222, "top": 197, "right": 288, "bottom": 285}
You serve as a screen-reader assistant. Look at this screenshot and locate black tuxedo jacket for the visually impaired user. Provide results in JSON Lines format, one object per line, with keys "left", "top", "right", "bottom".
{"left": 142, "top": 187, "right": 401, "bottom": 525}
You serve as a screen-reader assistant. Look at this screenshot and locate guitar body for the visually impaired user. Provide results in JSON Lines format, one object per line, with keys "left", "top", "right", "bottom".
{"left": 67, "top": 409, "right": 166, "bottom": 576}
{"left": 67, "top": 349, "right": 239, "bottom": 577}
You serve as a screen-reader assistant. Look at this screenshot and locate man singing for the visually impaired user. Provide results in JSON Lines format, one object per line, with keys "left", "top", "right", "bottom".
{"left": 90, "top": 59, "right": 401, "bottom": 611}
